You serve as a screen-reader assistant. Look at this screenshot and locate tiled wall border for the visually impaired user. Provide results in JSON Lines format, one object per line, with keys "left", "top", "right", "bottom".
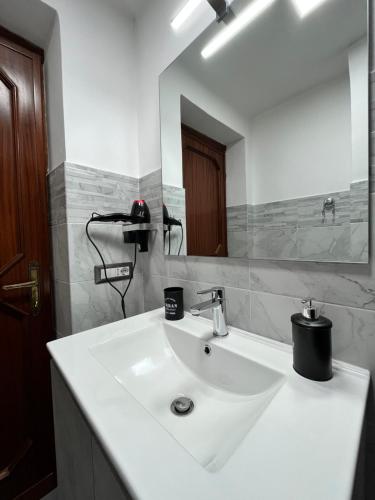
{"left": 226, "top": 181, "right": 369, "bottom": 262}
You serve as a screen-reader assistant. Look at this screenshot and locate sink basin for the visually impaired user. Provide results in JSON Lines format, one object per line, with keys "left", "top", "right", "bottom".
{"left": 90, "top": 315, "right": 284, "bottom": 471}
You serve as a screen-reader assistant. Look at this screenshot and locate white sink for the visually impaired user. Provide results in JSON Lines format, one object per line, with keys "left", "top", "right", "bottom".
{"left": 47, "top": 309, "right": 370, "bottom": 500}
{"left": 90, "top": 317, "right": 284, "bottom": 471}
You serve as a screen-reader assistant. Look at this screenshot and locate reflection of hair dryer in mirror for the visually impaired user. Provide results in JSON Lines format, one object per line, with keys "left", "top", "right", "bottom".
{"left": 163, "top": 204, "right": 183, "bottom": 256}
{"left": 163, "top": 204, "right": 182, "bottom": 227}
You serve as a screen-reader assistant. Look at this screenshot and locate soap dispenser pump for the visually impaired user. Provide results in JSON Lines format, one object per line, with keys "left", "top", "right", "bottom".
{"left": 291, "top": 299, "right": 333, "bottom": 381}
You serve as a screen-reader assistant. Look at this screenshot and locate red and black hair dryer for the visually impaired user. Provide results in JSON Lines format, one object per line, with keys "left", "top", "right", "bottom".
{"left": 123, "top": 200, "right": 151, "bottom": 252}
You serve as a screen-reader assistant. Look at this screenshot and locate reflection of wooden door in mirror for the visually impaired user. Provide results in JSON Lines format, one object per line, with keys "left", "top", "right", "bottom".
{"left": 182, "top": 125, "right": 228, "bottom": 257}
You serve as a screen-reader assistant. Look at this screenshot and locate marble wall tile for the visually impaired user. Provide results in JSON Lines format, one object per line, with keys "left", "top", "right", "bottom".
{"left": 165, "top": 255, "right": 250, "bottom": 290}
{"left": 51, "top": 224, "right": 70, "bottom": 282}
{"left": 227, "top": 205, "right": 248, "bottom": 258}
{"left": 49, "top": 162, "right": 147, "bottom": 335}
{"left": 239, "top": 190, "right": 364, "bottom": 261}
{"left": 351, "top": 181, "right": 369, "bottom": 223}
{"left": 163, "top": 184, "right": 187, "bottom": 255}
{"left": 163, "top": 184, "right": 186, "bottom": 220}
{"left": 139, "top": 222, "right": 167, "bottom": 277}
{"left": 70, "top": 274, "right": 144, "bottom": 334}
{"left": 246, "top": 185, "right": 368, "bottom": 262}
{"left": 351, "top": 222, "right": 369, "bottom": 263}
{"left": 227, "top": 231, "right": 248, "bottom": 258}
{"left": 249, "top": 291, "right": 297, "bottom": 344}
{"left": 54, "top": 280, "right": 72, "bottom": 337}
{"left": 296, "top": 224, "right": 350, "bottom": 262}
{"left": 250, "top": 194, "right": 375, "bottom": 310}
{"left": 370, "top": 130, "right": 375, "bottom": 194}
{"left": 65, "top": 163, "right": 139, "bottom": 224}
{"left": 251, "top": 199, "right": 297, "bottom": 229}
{"left": 249, "top": 290, "right": 375, "bottom": 375}
{"left": 139, "top": 169, "right": 163, "bottom": 223}
{"left": 251, "top": 227, "right": 298, "bottom": 260}
{"left": 297, "top": 190, "right": 350, "bottom": 227}
{"left": 68, "top": 223, "right": 141, "bottom": 283}
{"left": 227, "top": 205, "right": 248, "bottom": 232}
{"left": 48, "top": 163, "right": 66, "bottom": 226}
{"left": 143, "top": 274, "right": 167, "bottom": 311}
{"left": 250, "top": 259, "right": 375, "bottom": 310}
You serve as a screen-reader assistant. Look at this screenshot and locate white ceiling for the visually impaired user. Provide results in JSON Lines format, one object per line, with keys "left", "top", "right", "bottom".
{"left": 168, "top": 0, "right": 367, "bottom": 119}
{"left": 108, "top": 0, "right": 150, "bottom": 18}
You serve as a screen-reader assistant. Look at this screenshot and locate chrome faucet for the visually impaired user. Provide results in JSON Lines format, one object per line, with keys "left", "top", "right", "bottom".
{"left": 190, "top": 287, "right": 228, "bottom": 337}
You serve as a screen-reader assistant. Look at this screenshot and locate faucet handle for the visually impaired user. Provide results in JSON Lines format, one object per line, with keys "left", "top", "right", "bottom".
{"left": 197, "top": 287, "right": 225, "bottom": 301}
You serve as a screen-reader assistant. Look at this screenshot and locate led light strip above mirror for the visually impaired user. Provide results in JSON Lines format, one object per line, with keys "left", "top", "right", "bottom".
{"left": 172, "top": 0, "right": 332, "bottom": 50}
{"left": 171, "top": 0, "right": 204, "bottom": 30}
{"left": 201, "top": 0, "right": 276, "bottom": 58}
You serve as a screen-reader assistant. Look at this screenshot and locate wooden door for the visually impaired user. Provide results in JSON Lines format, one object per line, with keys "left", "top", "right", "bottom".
{"left": 182, "top": 125, "right": 228, "bottom": 257}
{"left": 0, "top": 27, "right": 56, "bottom": 499}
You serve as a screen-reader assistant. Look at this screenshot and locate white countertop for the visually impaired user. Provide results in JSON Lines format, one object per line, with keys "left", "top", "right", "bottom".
{"left": 47, "top": 309, "right": 370, "bottom": 500}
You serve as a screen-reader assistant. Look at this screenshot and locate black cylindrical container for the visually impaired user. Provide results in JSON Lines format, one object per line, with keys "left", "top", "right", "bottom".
{"left": 164, "top": 287, "right": 184, "bottom": 321}
{"left": 291, "top": 300, "right": 333, "bottom": 381}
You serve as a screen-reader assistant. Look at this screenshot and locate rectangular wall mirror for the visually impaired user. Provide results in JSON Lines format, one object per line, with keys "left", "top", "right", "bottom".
{"left": 160, "top": 0, "right": 369, "bottom": 262}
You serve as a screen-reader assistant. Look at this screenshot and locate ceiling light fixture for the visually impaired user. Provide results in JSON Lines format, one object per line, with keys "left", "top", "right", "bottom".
{"left": 291, "top": 0, "right": 330, "bottom": 18}
{"left": 171, "top": 0, "right": 203, "bottom": 30}
{"left": 201, "top": 0, "right": 276, "bottom": 59}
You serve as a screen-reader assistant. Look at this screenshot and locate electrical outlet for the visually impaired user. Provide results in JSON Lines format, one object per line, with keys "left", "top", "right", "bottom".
{"left": 94, "top": 262, "right": 133, "bottom": 284}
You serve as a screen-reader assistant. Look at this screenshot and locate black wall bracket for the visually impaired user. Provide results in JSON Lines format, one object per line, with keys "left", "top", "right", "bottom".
{"left": 123, "top": 223, "right": 158, "bottom": 253}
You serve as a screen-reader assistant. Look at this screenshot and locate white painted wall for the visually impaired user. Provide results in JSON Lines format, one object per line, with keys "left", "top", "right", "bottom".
{"left": 0, "top": 0, "right": 55, "bottom": 48}
{"left": 226, "top": 139, "right": 247, "bottom": 206}
{"left": 249, "top": 75, "right": 352, "bottom": 204}
{"left": 349, "top": 38, "right": 368, "bottom": 182}
{"left": 43, "top": 0, "right": 139, "bottom": 175}
{"left": 45, "top": 15, "right": 66, "bottom": 170}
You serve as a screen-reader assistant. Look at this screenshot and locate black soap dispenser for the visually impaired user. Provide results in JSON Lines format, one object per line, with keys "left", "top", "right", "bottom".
{"left": 291, "top": 299, "right": 333, "bottom": 381}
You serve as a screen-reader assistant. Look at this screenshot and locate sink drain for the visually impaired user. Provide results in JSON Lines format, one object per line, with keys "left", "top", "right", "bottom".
{"left": 170, "top": 396, "right": 194, "bottom": 416}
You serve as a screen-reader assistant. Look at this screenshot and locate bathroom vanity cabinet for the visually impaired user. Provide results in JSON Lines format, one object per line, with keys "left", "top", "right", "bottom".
{"left": 51, "top": 364, "right": 130, "bottom": 500}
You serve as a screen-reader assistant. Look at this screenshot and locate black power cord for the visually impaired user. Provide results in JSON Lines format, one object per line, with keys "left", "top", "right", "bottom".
{"left": 164, "top": 222, "right": 184, "bottom": 256}
{"left": 85, "top": 213, "right": 137, "bottom": 319}
{"left": 178, "top": 224, "right": 184, "bottom": 256}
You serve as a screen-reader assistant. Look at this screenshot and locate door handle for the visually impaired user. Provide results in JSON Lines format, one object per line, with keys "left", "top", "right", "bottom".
{"left": 1, "top": 262, "right": 40, "bottom": 315}
{"left": 2, "top": 280, "right": 37, "bottom": 291}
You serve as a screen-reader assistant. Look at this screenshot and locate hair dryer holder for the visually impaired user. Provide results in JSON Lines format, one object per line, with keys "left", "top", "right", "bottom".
{"left": 123, "top": 223, "right": 157, "bottom": 252}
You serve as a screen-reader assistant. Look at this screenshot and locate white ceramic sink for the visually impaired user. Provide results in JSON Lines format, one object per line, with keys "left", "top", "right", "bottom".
{"left": 47, "top": 309, "right": 370, "bottom": 500}
{"left": 90, "top": 317, "right": 284, "bottom": 471}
